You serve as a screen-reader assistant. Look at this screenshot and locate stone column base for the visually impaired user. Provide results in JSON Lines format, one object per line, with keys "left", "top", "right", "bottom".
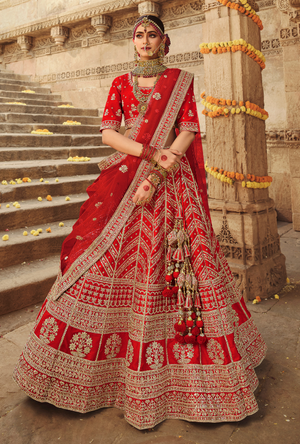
{"left": 229, "top": 253, "right": 287, "bottom": 301}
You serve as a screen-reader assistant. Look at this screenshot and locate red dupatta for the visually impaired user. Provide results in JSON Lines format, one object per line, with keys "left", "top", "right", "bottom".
{"left": 49, "top": 68, "right": 208, "bottom": 301}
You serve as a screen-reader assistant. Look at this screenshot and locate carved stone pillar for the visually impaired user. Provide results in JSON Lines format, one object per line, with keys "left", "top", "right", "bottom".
{"left": 91, "top": 15, "right": 112, "bottom": 37}
{"left": 279, "top": 4, "right": 300, "bottom": 230}
{"left": 202, "top": 0, "right": 287, "bottom": 299}
{"left": 138, "top": 1, "right": 161, "bottom": 17}
{"left": 50, "top": 26, "right": 69, "bottom": 47}
{"left": 0, "top": 44, "right": 3, "bottom": 65}
{"left": 17, "top": 35, "right": 33, "bottom": 52}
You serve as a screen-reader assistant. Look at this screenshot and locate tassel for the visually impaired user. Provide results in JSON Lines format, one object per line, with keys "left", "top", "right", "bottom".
{"left": 172, "top": 285, "right": 179, "bottom": 295}
{"left": 196, "top": 318, "right": 204, "bottom": 328}
{"left": 165, "top": 274, "right": 173, "bottom": 283}
{"left": 194, "top": 292, "right": 201, "bottom": 308}
{"left": 173, "top": 247, "right": 184, "bottom": 262}
{"left": 185, "top": 273, "right": 192, "bottom": 287}
{"left": 197, "top": 334, "right": 207, "bottom": 345}
{"left": 192, "top": 326, "right": 200, "bottom": 336}
{"left": 162, "top": 287, "right": 173, "bottom": 298}
{"left": 176, "top": 289, "right": 184, "bottom": 307}
{"left": 184, "top": 292, "right": 193, "bottom": 310}
{"left": 184, "top": 333, "right": 196, "bottom": 344}
{"left": 167, "top": 229, "right": 178, "bottom": 245}
{"left": 174, "top": 320, "right": 186, "bottom": 332}
{"left": 177, "top": 230, "right": 185, "bottom": 244}
{"left": 186, "top": 316, "right": 194, "bottom": 328}
{"left": 176, "top": 206, "right": 183, "bottom": 219}
{"left": 177, "top": 272, "right": 185, "bottom": 287}
{"left": 166, "top": 246, "right": 173, "bottom": 262}
{"left": 192, "top": 275, "right": 198, "bottom": 290}
{"left": 184, "top": 243, "right": 190, "bottom": 257}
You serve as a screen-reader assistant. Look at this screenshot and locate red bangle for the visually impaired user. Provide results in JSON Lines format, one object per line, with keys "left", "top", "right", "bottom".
{"left": 145, "top": 177, "right": 157, "bottom": 190}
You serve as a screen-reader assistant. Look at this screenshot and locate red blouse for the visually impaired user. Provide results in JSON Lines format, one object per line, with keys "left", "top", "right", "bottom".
{"left": 100, "top": 72, "right": 199, "bottom": 134}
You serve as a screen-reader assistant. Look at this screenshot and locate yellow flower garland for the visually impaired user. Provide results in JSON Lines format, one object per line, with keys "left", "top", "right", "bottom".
{"left": 205, "top": 161, "right": 272, "bottom": 188}
{"left": 216, "top": 0, "right": 263, "bottom": 30}
{"left": 199, "top": 39, "right": 265, "bottom": 69}
{"left": 201, "top": 92, "right": 268, "bottom": 121}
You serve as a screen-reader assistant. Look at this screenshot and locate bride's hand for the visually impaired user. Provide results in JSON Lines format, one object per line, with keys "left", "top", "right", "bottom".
{"left": 153, "top": 148, "right": 181, "bottom": 170}
{"left": 132, "top": 180, "right": 155, "bottom": 205}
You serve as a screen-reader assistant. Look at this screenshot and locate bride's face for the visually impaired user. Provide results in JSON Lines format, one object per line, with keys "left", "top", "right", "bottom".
{"left": 133, "top": 24, "right": 163, "bottom": 60}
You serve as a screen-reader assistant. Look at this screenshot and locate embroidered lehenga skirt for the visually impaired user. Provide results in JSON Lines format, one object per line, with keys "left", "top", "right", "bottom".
{"left": 13, "top": 156, "right": 267, "bottom": 429}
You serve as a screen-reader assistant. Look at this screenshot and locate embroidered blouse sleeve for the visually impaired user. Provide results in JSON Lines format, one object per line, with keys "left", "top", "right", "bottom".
{"left": 100, "top": 77, "right": 123, "bottom": 132}
{"left": 176, "top": 79, "right": 200, "bottom": 133}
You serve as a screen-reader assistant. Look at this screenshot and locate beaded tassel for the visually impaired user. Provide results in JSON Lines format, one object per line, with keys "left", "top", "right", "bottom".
{"left": 164, "top": 205, "right": 207, "bottom": 344}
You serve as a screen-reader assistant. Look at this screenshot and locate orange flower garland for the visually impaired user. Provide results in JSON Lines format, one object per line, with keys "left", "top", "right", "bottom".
{"left": 199, "top": 39, "right": 265, "bottom": 70}
{"left": 216, "top": 0, "right": 263, "bottom": 30}
{"left": 205, "top": 161, "right": 272, "bottom": 188}
{"left": 200, "top": 92, "right": 269, "bottom": 121}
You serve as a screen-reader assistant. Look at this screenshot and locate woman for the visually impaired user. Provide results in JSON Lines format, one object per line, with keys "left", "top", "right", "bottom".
{"left": 14, "top": 15, "right": 267, "bottom": 430}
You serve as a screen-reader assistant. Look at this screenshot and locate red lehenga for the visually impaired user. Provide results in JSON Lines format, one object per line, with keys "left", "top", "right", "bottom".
{"left": 13, "top": 68, "right": 267, "bottom": 430}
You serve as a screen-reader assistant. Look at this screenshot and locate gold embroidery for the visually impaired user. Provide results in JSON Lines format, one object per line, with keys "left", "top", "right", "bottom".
{"left": 39, "top": 317, "right": 59, "bottom": 344}
{"left": 146, "top": 342, "right": 164, "bottom": 369}
{"left": 104, "top": 334, "right": 122, "bottom": 358}
{"left": 69, "top": 332, "right": 92, "bottom": 358}
{"left": 173, "top": 343, "right": 194, "bottom": 364}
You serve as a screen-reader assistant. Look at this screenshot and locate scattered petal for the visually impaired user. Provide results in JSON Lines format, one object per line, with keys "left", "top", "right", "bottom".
{"left": 2, "top": 235, "right": 9, "bottom": 241}
{"left": 274, "top": 294, "right": 280, "bottom": 299}
{"left": 46, "top": 195, "right": 52, "bottom": 201}
{"left": 6, "top": 204, "right": 10, "bottom": 208}
{"left": 55, "top": 178, "right": 59, "bottom": 182}
{"left": 65, "top": 196, "right": 71, "bottom": 201}
{"left": 37, "top": 228, "right": 43, "bottom": 233}
{"left": 59, "top": 222, "right": 64, "bottom": 227}
{"left": 37, "top": 197, "right": 42, "bottom": 201}
{"left": 40, "top": 178, "right": 44, "bottom": 182}
{"left": 23, "top": 231, "right": 28, "bottom": 236}
{"left": 46, "top": 227, "right": 51, "bottom": 233}
{"left": 286, "top": 277, "right": 290, "bottom": 284}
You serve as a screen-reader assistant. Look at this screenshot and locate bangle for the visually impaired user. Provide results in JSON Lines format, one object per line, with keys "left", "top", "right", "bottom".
{"left": 149, "top": 171, "right": 163, "bottom": 189}
{"left": 153, "top": 164, "right": 169, "bottom": 180}
{"left": 145, "top": 177, "right": 157, "bottom": 191}
{"left": 140, "top": 143, "right": 156, "bottom": 163}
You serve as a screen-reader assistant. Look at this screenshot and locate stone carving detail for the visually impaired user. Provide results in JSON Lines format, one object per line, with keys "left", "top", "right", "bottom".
{"left": 161, "top": 0, "right": 204, "bottom": 20}
{"left": 216, "top": 216, "right": 238, "bottom": 245}
{"left": 268, "top": 265, "right": 284, "bottom": 287}
{"left": 138, "top": 1, "right": 161, "bottom": 17}
{"left": 261, "top": 38, "right": 281, "bottom": 51}
{"left": 286, "top": 130, "right": 300, "bottom": 141}
{"left": 265, "top": 130, "right": 285, "bottom": 141}
{"left": 277, "top": 0, "right": 290, "bottom": 11}
{"left": 17, "top": 35, "right": 33, "bottom": 52}
{"left": 0, "top": 44, "right": 3, "bottom": 55}
{"left": 51, "top": 26, "right": 69, "bottom": 46}
{"left": 257, "top": 0, "right": 276, "bottom": 9}
{"left": 91, "top": 15, "right": 112, "bottom": 37}
{"left": 289, "top": 9, "right": 300, "bottom": 21}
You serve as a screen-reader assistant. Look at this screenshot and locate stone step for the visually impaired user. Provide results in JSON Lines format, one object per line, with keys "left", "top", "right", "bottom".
{"left": 0, "top": 77, "right": 41, "bottom": 87}
{"left": 0, "top": 219, "right": 75, "bottom": 268}
{"left": 0, "top": 122, "right": 101, "bottom": 134}
{"left": 0, "top": 103, "right": 99, "bottom": 117}
{"left": 0, "top": 133, "right": 103, "bottom": 147}
{"left": 0, "top": 96, "right": 67, "bottom": 107}
{"left": 0, "top": 90, "right": 62, "bottom": 101}
{"left": 0, "top": 145, "right": 113, "bottom": 162}
{"left": 1, "top": 173, "right": 99, "bottom": 201}
{"left": 0, "top": 255, "right": 60, "bottom": 315}
{"left": 1, "top": 193, "right": 87, "bottom": 230}
{"left": 3, "top": 112, "right": 102, "bottom": 126}
{"left": 0, "top": 82, "right": 51, "bottom": 94}
{"left": 0, "top": 156, "right": 104, "bottom": 181}
{"left": 0, "top": 71, "right": 33, "bottom": 81}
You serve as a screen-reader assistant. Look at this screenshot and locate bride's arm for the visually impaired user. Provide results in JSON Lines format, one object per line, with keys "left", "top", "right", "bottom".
{"left": 102, "top": 129, "right": 143, "bottom": 158}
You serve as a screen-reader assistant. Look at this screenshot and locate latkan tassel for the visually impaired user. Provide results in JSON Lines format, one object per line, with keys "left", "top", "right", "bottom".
{"left": 176, "top": 206, "right": 183, "bottom": 219}
{"left": 173, "top": 247, "right": 185, "bottom": 262}
{"left": 194, "top": 292, "right": 201, "bottom": 308}
{"left": 184, "top": 331, "right": 196, "bottom": 344}
{"left": 197, "top": 333, "right": 207, "bottom": 345}
{"left": 174, "top": 320, "right": 186, "bottom": 332}
{"left": 162, "top": 287, "right": 174, "bottom": 298}
{"left": 184, "top": 292, "right": 193, "bottom": 310}
{"left": 176, "top": 288, "right": 185, "bottom": 307}
{"left": 175, "top": 333, "right": 185, "bottom": 343}
{"left": 184, "top": 243, "right": 190, "bottom": 257}
{"left": 166, "top": 246, "right": 173, "bottom": 262}
{"left": 167, "top": 229, "right": 178, "bottom": 246}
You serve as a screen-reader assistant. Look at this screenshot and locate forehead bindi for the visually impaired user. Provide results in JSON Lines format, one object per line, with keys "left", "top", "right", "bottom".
{"left": 135, "top": 24, "right": 158, "bottom": 35}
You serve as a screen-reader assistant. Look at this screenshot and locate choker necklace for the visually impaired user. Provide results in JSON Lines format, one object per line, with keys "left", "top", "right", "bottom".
{"left": 132, "top": 59, "right": 167, "bottom": 78}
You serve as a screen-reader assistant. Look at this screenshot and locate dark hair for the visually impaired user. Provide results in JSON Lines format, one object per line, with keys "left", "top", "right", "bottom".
{"left": 133, "top": 15, "right": 165, "bottom": 37}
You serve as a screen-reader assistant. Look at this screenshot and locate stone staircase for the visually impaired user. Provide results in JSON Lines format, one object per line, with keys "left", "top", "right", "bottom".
{"left": 0, "top": 67, "right": 113, "bottom": 315}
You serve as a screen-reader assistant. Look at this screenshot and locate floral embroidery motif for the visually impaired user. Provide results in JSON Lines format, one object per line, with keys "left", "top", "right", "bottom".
{"left": 95, "top": 202, "right": 103, "bottom": 208}
{"left": 119, "top": 165, "right": 128, "bottom": 173}
{"left": 146, "top": 341, "right": 164, "bottom": 369}
{"left": 111, "top": 93, "right": 116, "bottom": 100}
{"left": 69, "top": 332, "right": 92, "bottom": 358}
{"left": 173, "top": 343, "right": 194, "bottom": 364}
{"left": 188, "top": 110, "right": 194, "bottom": 117}
{"left": 207, "top": 339, "right": 225, "bottom": 365}
{"left": 105, "top": 334, "right": 122, "bottom": 358}
{"left": 76, "top": 236, "right": 83, "bottom": 240}
{"left": 39, "top": 317, "right": 59, "bottom": 344}
{"left": 153, "top": 93, "right": 161, "bottom": 100}
{"left": 125, "top": 339, "right": 134, "bottom": 367}
{"left": 116, "top": 109, "right": 121, "bottom": 116}
{"left": 104, "top": 109, "right": 109, "bottom": 116}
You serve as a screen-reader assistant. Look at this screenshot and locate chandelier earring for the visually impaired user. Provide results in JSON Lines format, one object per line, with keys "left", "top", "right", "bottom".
{"left": 158, "top": 42, "right": 165, "bottom": 63}
{"left": 134, "top": 45, "right": 139, "bottom": 62}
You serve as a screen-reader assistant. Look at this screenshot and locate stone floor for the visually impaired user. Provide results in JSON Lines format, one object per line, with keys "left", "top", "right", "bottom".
{"left": 0, "top": 221, "right": 299, "bottom": 444}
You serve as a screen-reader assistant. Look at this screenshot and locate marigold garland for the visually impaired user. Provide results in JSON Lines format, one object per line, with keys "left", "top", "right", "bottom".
{"left": 199, "top": 39, "right": 265, "bottom": 69}
{"left": 205, "top": 161, "right": 272, "bottom": 188}
{"left": 216, "top": 0, "right": 263, "bottom": 30}
{"left": 200, "top": 92, "right": 268, "bottom": 120}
